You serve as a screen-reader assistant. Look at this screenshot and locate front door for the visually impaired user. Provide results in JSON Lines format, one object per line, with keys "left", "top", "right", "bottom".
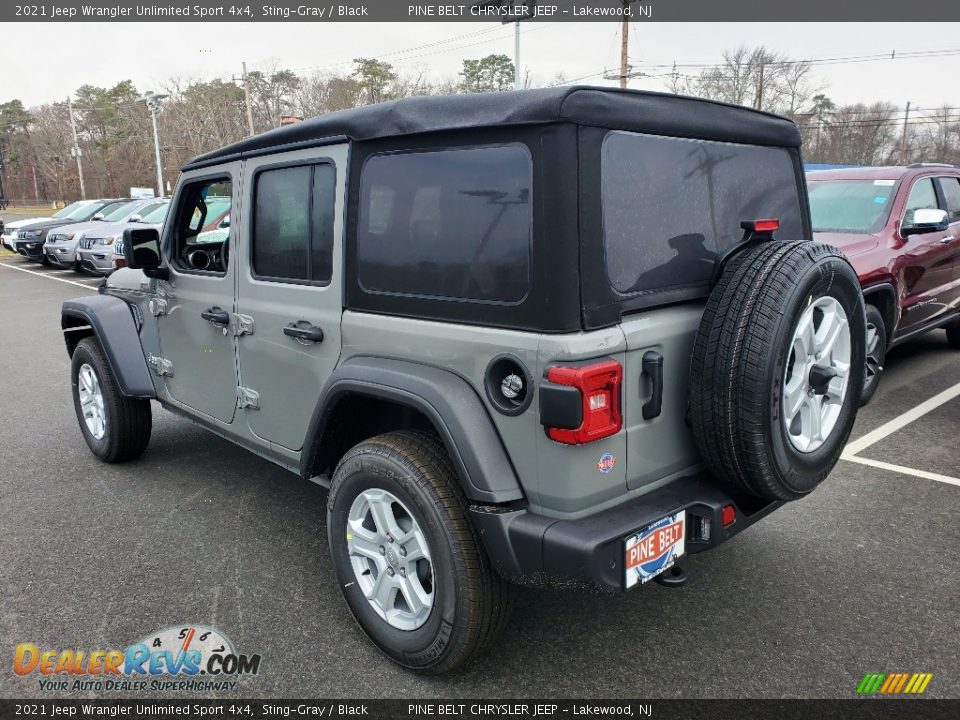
{"left": 234, "top": 146, "right": 347, "bottom": 451}
{"left": 896, "top": 176, "right": 957, "bottom": 334}
{"left": 156, "top": 168, "right": 241, "bottom": 424}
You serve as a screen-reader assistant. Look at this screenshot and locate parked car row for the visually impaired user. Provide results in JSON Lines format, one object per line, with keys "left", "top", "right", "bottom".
{"left": 2, "top": 197, "right": 169, "bottom": 275}
{"left": 808, "top": 163, "right": 960, "bottom": 403}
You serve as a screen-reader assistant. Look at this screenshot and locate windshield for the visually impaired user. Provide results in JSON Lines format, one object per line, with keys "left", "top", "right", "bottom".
{"left": 69, "top": 203, "right": 114, "bottom": 222}
{"left": 101, "top": 201, "right": 137, "bottom": 222}
{"left": 808, "top": 179, "right": 895, "bottom": 233}
{"left": 141, "top": 203, "right": 170, "bottom": 224}
{"left": 53, "top": 201, "right": 90, "bottom": 219}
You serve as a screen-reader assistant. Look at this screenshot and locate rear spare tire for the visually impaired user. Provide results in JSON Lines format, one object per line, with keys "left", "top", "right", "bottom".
{"left": 689, "top": 241, "right": 865, "bottom": 502}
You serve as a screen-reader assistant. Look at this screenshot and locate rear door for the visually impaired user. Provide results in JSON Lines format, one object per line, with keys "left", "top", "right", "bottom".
{"left": 234, "top": 146, "right": 347, "bottom": 451}
{"left": 896, "top": 176, "right": 957, "bottom": 333}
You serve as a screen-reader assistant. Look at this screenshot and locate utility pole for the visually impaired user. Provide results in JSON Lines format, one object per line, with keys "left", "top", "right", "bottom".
{"left": 619, "top": 2, "right": 630, "bottom": 89}
{"left": 67, "top": 97, "right": 87, "bottom": 200}
{"left": 242, "top": 61, "right": 256, "bottom": 136}
{"left": 138, "top": 91, "right": 169, "bottom": 198}
{"left": 0, "top": 139, "right": 7, "bottom": 203}
{"left": 755, "top": 61, "right": 765, "bottom": 110}
{"left": 513, "top": 22, "right": 521, "bottom": 90}
{"left": 900, "top": 101, "right": 912, "bottom": 164}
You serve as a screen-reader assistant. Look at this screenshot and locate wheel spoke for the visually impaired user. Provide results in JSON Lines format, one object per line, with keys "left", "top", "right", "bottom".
{"left": 817, "top": 315, "right": 848, "bottom": 359}
{"left": 398, "top": 574, "right": 431, "bottom": 616}
{"left": 349, "top": 530, "right": 384, "bottom": 563}
{"left": 784, "top": 379, "right": 807, "bottom": 420}
{"left": 402, "top": 530, "right": 431, "bottom": 563}
{"left": 368, "top": 493, "right": 403, "bottom": 541}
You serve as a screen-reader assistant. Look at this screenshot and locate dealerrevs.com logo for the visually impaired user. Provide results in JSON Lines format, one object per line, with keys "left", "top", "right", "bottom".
{"left": 13, "top": 625, "right": 261, "bottom": 692}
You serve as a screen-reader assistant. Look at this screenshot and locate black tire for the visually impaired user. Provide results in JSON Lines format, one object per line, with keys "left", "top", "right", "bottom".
{"left": 689, "top": 241, "right": 866, "bottom": 502}
{"left": 40, "top": 254, "right": 51, "bottom": 266}
{"left": 946, "top": 317, "right": 960, "bottom": 348}
{"left": 860, "top": 305, "right": 887, "bottom": 406}
{"left": 327, "top": 430, "right": 512, "bottom": 674}
{"left": 70, "top": 337, "right": 152, "bottom": 462}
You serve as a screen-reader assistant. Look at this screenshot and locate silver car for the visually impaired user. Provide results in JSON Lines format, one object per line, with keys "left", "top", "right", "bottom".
{"left": 43, "top": 199, "right": 155, "bottom": 270}
{"left": 76, "top": 201, "right": 169, "bottom": 275}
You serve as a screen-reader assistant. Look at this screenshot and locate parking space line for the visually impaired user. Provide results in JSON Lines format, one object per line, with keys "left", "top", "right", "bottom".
{"left": 842, "top": 454, "right": 960, "bottom": 487}
{"left": 0, "top": 260, "right": 97, "bottom": 289}
{"left": 842, "top": 381, "right": 960, "bottom": 456}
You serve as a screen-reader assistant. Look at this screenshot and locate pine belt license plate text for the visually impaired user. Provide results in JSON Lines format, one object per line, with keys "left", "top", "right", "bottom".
{"left": 624, "top": 510, "right": 686, "bottom": 588}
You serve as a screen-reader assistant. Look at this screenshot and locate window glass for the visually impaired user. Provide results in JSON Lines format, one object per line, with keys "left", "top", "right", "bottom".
{"left": 357, "top": 146, "right": 532, "bottom": 303}
{"left": 171, "top": 178, "right": 233, "bottom": 273}
{"left": 141, "top": 203, "right": 170, "bottom": 224}
{"left": 102, "top": 202, "right": 139, "bottom": 222}
{"left": 53, "top": 201, "right": 90, "bottom": 219}
{"left": 601, "top": 131, "right": 804, "bottom": 295}
{"left": 808, "top": 180, "right": 895, "bottom": 233}
{"left": 70, "top": 203, "right": 112, "bottom": 222}
{"left": 938, "top": 177, "right": 960, "bottom": 222}
{"left": 310, "top": 164, "right": 336, "bottom": 283}
{"left": 903, "top": 178, "right": 938, "bottom": 226}
{"left": 252, "top": 163, "right": 336, "bottom": 282}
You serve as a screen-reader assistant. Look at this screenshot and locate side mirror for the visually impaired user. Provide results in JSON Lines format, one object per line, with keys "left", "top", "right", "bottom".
{"left": 128, "top": 215, "right": 142, "bottom": 223}
{"left": 92, "top": 212, "right": 105, "bottom": 221}
{"left": 122, "top": 227, "right": 168, "bottom": 280}
{"left": 218, "top": 215, "right": 230, "bottom": 229}
{"left": 902, "top": 208, "right": 949, "bottom": 236}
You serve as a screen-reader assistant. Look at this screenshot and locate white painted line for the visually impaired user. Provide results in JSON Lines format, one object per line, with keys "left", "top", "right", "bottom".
{"left": 0, "top": 260, "right": 96, "bottom": 289}
{"left": 843, "top": 381, "right": 960, "bottom": 456}
{"left": 842, "top": 455, "right": 960, "bottom": 488}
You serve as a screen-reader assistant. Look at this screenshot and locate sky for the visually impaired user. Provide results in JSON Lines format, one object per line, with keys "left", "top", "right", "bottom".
{"left": 8, "top": 21, "right": 960, "bottom": 113}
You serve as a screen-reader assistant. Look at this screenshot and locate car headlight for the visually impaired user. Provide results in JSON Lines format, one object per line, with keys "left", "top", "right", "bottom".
{"left": 65, "top": 233, "right": 76, "bottom": 241}
{"left": 102, "top": 236, "right": 115, "bottom": 245}
{"left": 33, "top": 229, "right": 43, "bottom": 236}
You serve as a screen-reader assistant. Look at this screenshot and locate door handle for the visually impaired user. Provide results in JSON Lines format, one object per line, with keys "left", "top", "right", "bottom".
{"left": 283, "top": 322, "right": 324, "bottom": 344}
{"left": 641, "top": 351, "right": 664, "bottom": 420}
{"left": 201, "top": 307, "right": 230, "bottom": 325}
{"left": 940, "top": 235, "right": 956, "bottom": 244}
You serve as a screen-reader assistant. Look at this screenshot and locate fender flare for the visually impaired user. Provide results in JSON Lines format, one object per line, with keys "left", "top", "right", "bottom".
{"left": 61, "top": 295, "right": 156, "bottom": 399}
{"left": 861, "top": 281, "right": 899, "bottom": 336}
{"left": 300, "top": 356, "right": 525, "bottom": 504}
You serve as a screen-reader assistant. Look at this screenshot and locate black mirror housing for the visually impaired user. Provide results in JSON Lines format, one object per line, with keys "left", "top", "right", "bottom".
{"left": 122, "top": 227, "right": 162, "bottom": 270}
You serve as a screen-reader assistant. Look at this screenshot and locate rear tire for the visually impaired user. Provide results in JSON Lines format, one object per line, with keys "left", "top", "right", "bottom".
{"left": 71, "top": 337, "right": 152, "bottom": 462}
{"left": 689, "top": 241, "right": 865, "bottom": 502}
{"left": 860, "top": 305, "right": 887, "bottom": 406}
{"left": 946, "top": 317, "right": 960, "bottom": 348}
{"left": 327, "top": 430, "right": 512, "bottom": 674}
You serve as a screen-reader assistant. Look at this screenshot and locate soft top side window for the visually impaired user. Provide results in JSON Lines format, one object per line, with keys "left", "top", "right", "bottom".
{"left": 356, "top": 144, "right": 532, "bottom": 304}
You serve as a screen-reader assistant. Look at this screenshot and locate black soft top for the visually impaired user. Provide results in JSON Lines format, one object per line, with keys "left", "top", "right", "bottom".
{"left": 183, "top": 86, "right": 801, "bottom": 170}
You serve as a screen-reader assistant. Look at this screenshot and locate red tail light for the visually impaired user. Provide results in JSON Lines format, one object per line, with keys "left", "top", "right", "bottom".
{"left": 721, "top": 504, "right": 736, "bottom": 527}
{"left": 545, "top": 360, "right": 623, "bottom": 444}
{"left": 752, "top": 218, "right": 779, "bottom": 232}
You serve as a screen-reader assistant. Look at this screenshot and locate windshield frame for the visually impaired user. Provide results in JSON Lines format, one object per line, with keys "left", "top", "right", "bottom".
{"left": 807, "top": 177, "right": 900, "bottom": 235}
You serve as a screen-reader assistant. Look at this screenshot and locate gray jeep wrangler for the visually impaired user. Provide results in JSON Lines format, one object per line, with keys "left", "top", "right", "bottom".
{"left": 61, "top": 87, "right": 865, "bottom": 674}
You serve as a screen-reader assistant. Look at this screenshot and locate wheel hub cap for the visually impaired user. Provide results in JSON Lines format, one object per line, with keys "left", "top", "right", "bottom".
{"left": 782, "top": 297, "right": 851, "bottom": 453}
{"left": 77, "top": 363, "right": 106, "bottom": 440}
{"left": 346, "top": 489, "right": 434, "bottom": 631}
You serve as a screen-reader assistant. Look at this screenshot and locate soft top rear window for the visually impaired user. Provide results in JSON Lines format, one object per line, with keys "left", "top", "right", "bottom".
{"left": 601, "top": 131, "right": 804, "bottom": 296}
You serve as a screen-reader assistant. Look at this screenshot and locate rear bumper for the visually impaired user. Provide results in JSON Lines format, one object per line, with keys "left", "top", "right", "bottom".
{"left": 470, "top": 473, "right": 781, "bottom": 591}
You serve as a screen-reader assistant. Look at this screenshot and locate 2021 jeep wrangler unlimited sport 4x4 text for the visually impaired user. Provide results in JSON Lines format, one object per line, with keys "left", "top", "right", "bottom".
{"left": 62, "top": 87, "right": 865, "bottom": 673}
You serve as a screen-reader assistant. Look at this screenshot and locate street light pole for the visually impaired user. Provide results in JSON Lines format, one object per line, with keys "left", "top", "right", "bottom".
{"left": 138, "top": 91, "right": 169, "bottom": 198}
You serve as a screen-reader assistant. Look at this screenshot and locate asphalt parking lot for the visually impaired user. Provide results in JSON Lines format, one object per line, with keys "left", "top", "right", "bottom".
{"left": 0, "top": 251, "right": 957, "bottom": 700}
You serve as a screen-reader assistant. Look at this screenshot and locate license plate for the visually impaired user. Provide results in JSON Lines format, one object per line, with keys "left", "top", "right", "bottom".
{"left": 624, "top": 510, "right": 686, "bottom": 588}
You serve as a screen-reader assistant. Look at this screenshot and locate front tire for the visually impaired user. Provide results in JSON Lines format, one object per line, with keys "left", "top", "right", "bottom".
{"left": 71, "top": 337, "right": 152, "bottom": 462}
{"left": 327, "top": 430, "right": 512, "bottom": 674}
{"left": 860, "top": 305, "right": 887, "bottom": 406}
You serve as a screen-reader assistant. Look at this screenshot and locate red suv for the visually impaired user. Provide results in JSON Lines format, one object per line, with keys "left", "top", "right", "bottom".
{"left": 807, "top": 164, "right": 960, "bottom": 404}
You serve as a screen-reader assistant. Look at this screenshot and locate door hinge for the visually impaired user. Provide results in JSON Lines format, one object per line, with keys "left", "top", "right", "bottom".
{"left": 237, "top": 386, "right": 260, "bottom": 410}
{"left": 146, "top": 354, "right": 174, "bottom": 377}
{"left": 233, "top": 313, "right": 255, "bottom": 337}
{"left": 148, "top": 298, "right": 168, "bottom": 316}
